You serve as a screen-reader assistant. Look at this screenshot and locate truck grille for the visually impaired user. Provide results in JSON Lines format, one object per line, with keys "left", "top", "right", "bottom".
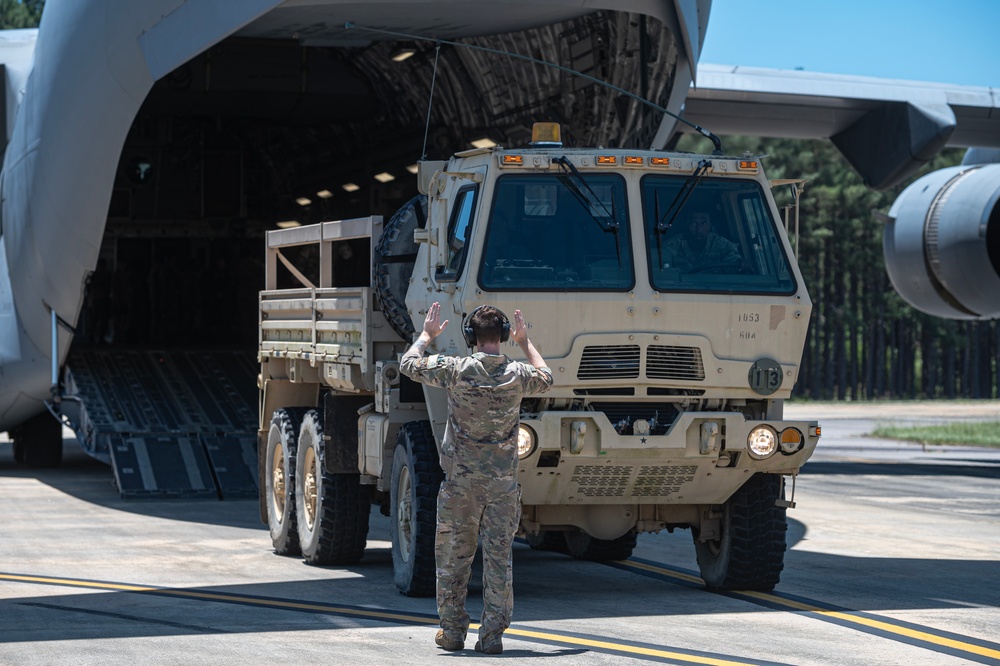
{"left": 632, "top": 465, "right": 698, "bottom": 497}
{"left": 646, "top": 345, "right": 705, "bottom": 380}
{"left": 569, "top": 465, "right": 631, "bottom": 497}
{"left": 577, "top": 345, "right": 704, "bottom": 382}
{"left": 570, "top": 464, "right": 697, "bottom": 498}
{"left": 577, "top": 345, "right": 640, "bottom": 380}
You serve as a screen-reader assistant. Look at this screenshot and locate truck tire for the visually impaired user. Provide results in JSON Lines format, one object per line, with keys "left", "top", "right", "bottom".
{"left": 373, "top": 194, "right": 427, "bottom": 340}
{"left": 694, "top": 473, "right": 787, "bottom": 591}
{"left": 295, "top": 409, "right": 371, "bottom": 565}
{"left": 265, "top": 407, "right": 307, "bottom": 556}
{"left": 525, "top": 531, "right": 569, "bottom": 553}
{"left": 390, "top": 420, "right": 443, "bottom": 597}
{"left": 564, "top": 530, "right": 637, "bottom": 561}
{"left": 10, "top": 412, "right": 63, "bottom": 468}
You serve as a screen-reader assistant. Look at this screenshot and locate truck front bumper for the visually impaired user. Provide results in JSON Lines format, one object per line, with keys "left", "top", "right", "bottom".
{"left": 517, "top": 409, "right": 818, "bottom": 506}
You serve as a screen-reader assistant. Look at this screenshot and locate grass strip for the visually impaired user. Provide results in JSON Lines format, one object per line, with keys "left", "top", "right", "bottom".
{"left": 870, "top": 421, "right": 1000, "bottom": 448}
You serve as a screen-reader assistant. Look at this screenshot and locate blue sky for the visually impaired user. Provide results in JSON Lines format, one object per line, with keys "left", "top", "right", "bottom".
{"left": 700, "top": 0, "right": 999, "bottom": 88}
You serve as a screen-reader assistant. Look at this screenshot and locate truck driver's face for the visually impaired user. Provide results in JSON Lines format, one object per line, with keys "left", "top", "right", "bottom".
{"left": 690, "top": 215, "right": 711, "bottom": 240}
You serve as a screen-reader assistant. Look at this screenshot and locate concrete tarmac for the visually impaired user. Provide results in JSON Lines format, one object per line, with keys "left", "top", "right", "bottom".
{"left": 1, "top": 401, "right": 999, "bottom": 665}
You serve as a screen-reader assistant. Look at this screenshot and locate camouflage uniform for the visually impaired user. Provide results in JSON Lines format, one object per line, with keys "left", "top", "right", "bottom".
{"left": 400, "top": 348, "right": 553, "bottom": 648}
{"left": 663, "top": 232, "right": 742, "bottom": 271}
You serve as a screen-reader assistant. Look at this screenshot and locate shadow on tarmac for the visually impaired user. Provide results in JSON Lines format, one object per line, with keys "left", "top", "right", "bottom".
{"left": 2, "top": 436, "right": 999, "bottom": 648}
{"left": 2, "top": 543, "right": 998, "bottom": 645}
{"left": 802, "top": 461, "right": 1000, "bottom": 478}
{"left": 0, "top": 438, "right": 264, "bottom": 530}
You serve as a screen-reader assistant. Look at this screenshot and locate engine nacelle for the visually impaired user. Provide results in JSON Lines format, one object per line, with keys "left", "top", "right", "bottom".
{"left": 883, "top": 163, "right": 1000, "bottom": 319}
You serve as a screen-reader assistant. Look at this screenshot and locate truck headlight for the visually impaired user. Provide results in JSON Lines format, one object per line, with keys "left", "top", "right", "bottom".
{"left": 517, "top": 425, "right": 537, "bottom": 459}
{"left": 779, "top": 427, "right": 804, "bottom": 454}
{"left": 747, "top": 425, "right": 778, "bottom": 459}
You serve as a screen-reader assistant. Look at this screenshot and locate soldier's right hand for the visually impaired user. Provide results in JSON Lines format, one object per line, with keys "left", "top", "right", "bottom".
{"left": 511, "top": 309, "right": 528, "bottom": 345}
{"left": 423, "top": 302, "right": 449, "bottom": 339}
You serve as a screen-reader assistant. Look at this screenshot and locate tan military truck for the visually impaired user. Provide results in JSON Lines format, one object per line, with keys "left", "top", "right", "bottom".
{"left": 257, "top": 123, "right": 819, "bottom": 596}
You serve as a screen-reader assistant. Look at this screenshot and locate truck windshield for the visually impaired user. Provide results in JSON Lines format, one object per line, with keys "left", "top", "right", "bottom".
{"left": 479, "top": 173, "right": 633, "bottom": 291}
{"left": 642, "top": 175, "right": 796, "bottom": 294}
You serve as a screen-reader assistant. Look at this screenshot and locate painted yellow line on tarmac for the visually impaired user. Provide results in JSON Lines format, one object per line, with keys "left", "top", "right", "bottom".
{"left": 0, "top": 572, "right": 759, "bottom": 666}
{"left": 503, "top": 626, "right": 758, "bottom": 665}
{"left": 0, "top": 573, "right": 438, "bottom": 626}
{"left": 624, "top": 559, "right": 705, "bottom": 585}
{"left": 617, "top": 561, "right": 1000, "bottom": 662}
{"left": 738, "top": 589, "right": 1000, "bottom": 661}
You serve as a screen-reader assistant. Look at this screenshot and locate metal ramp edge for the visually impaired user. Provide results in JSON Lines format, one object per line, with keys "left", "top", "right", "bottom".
{"left": 107, "top": 432, "right": 258, "bottom": 499}
{"left": 64, "top": 349, "right": 259, "bottom": 499}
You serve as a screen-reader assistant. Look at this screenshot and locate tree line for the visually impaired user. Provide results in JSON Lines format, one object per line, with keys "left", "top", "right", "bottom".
{"left": 679, "top": 133, "right": 996, "bottom": 400}
{"left": 0, "top": 0, "right": 42, "bottom": 28}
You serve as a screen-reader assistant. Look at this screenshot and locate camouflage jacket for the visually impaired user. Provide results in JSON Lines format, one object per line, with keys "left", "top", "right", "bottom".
{"left": 663, "top": 232, "right": 742, "bottom": 271}
{"left": 400, "top": 349, "right": 553, "bottom": 480}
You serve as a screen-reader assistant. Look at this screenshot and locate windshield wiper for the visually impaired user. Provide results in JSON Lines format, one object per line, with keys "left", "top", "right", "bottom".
{"left": 553, "top": 156, "right": 622, "bottom": 269}
{"left": 654, "top": 158, "right": 711, "bottom": 266}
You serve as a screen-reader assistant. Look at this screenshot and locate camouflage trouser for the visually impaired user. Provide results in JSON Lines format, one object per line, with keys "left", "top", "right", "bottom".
{"left": 435, "top": 475, "right": 520, "bottom": 647}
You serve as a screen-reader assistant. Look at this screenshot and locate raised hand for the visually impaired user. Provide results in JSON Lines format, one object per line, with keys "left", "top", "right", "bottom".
{"left": 423, "top": 301, "right": 449, "bottom": 339}
{"left": 511, "top": 309, "right": 528, "bottom": 344}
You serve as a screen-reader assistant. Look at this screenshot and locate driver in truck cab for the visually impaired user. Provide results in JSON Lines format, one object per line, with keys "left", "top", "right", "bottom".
{"left": 663, "top": 210, "right": 743, "bottom": 272}
{"left": 400, "top": 302, "right": 553, "bottom": 655}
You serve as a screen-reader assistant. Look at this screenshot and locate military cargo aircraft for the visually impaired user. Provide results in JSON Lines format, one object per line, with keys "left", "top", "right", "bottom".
{"left": 0, "top": 0, "right": 996, "bottom": 494}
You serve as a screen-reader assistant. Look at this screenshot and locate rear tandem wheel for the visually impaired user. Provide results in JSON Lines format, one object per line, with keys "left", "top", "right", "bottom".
{"left": 264, "top": 407, "right": 307, "bottom": 556}
{"left": 295, "top": 408, "right": 371, "bottom": 565}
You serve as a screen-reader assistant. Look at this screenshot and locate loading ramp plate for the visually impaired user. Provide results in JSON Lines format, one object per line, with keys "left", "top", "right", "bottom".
{"left": 64, "top": 349, "right": 260, "bottom": 499}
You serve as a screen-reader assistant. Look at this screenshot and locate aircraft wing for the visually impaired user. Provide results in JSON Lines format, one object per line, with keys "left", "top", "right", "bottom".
{"left": 683, "top": 64, "right": 1000, "bottom": 189}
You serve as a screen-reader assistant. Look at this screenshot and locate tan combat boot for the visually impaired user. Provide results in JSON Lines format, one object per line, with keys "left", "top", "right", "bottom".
{"left": 435, "top": 629, "right": 464, "bottom": 651}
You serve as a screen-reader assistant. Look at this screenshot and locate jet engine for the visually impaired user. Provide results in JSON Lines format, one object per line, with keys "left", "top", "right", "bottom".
{"left": 883, "top": 158, "right": 1000, "bottom": 320}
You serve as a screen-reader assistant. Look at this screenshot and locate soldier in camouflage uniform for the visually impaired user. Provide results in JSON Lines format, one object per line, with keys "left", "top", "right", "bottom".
{"left": 400, "top": 302, "right": 553, "bottom": 655}
{"left": 663, "top": 210, "right": 743, "bottom": 271}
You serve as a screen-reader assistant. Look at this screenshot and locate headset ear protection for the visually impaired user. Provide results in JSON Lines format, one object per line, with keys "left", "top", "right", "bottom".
{"left": 463, "top": 305, "right": 511, "bottom": 347}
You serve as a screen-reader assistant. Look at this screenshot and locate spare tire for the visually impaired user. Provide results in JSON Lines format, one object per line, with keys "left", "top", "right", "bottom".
{"left": 374, "top": 194, "right": 427, "bottom": 340}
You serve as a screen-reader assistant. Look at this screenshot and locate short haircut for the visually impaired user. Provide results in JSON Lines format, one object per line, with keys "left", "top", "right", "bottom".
{"left": 470, "top": 305, "right": 505, "bottom": 344}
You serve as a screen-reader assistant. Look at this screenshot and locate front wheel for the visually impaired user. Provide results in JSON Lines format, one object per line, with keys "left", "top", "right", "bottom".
{"left": 694, "top": 473, "right": 787, "bottom": 591}
{"left": 525, "top": 531, "right": 569, "bottom": 553}
{"left": 564, "top": 530, "right": 637, "bottom": 561}
{"left": 265, "top": 408, "right": 307, "bottom": 556}
{"left": 389, "top": 421, "right": 443, "bottom": 597}
{"left": 295, "top": 409, "right": 370, "bottom": 565}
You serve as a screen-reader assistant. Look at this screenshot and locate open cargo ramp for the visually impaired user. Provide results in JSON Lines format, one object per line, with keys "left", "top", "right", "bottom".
{"left": 62, "top": 349, "right": 259, "bottom": 499}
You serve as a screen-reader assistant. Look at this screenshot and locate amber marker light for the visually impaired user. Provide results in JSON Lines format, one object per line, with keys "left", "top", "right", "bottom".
{"left": 738, "top": 160, "right": 759, "bottom": 171}
{"left": 596, "top": 155, "right": 617, "bottom": 165}
{"left": 779, "top": 428, "right": 804, "bottom": 455}
{"left": 502, "top": 155, "right": 523, "bottom": 165}
{"left": 530, "top": 122, "right": 562, "bottom": 146}
{"left": 650, "top": 157, "right": 670, "bottom": 166}
{"left": 624, "top": 156, "right": 643, "bottom": 165}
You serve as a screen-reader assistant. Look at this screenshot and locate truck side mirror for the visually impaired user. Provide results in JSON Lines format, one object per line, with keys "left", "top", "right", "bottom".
{"left": 417, "top": 161, "right": 448, "bottom": 195}
{"left": 413, "top": 200, "right": 447, "bottom": 268}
